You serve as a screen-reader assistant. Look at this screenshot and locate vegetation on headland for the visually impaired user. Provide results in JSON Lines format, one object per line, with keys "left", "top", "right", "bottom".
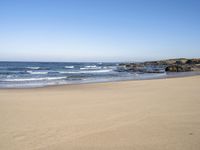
{"left": 119, "top": 58, "right": 200, "bottom": 73}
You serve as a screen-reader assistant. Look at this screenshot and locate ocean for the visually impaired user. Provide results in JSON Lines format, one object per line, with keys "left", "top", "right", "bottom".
{"left": 0, "top": 61, "right": 198, "bottom": 88}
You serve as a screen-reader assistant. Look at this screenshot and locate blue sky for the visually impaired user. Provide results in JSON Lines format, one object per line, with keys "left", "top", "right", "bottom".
{"left": 0, "top": 0, "right": 200, "bottom": 62}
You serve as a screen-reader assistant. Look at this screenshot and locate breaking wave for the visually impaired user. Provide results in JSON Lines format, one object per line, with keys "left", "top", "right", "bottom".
{"left": 26, "top": 67, "right": 41, "bottom": 70}
{"left": 59, "top": 69, "right": 112, "bottom": 74}
{"left": 27, "top": 71, "right": 48, "bottom": 75}
{"left": 1, "top": 76, "right": 66, "bottom": 82}
{"left": 64, "top": 66, "right": 74, "bottom": 69}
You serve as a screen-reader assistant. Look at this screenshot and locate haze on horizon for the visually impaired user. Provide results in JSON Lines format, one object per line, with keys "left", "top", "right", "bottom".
{"left": 0, "top": 0, "right": 200, "bottom": 62}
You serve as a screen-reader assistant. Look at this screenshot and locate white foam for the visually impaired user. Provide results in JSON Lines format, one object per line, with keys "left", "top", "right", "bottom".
{"left": 27, "top": 71, "right": 48, "bottom": 75}
{"left": 26, "top": 67, "right": 40, "bottom": 70}
{"left": 65, "top": 66, "right": 74, "bottom": 69}
{"left": 85, "top": 65, "right": 97, "bottom": 68}
{"left": 80, "top": 65, "right": 102, "bottom": 70}
{"left": 103, "top": 66, "right": 116, "bottom": 69}
{"left": 2, "top": 76, "right": 66, "bottom": 82}
{"left": 60, "top": 69, "right": 112, "bottom": 74}
{"left": 80, "top": 67, "right": 102, "bottom": 70}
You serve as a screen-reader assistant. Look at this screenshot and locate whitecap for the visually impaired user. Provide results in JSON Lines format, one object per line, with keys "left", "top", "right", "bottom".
{"left": 27, "top": 71, "right": 48, "bottom": 75}
{"left": 80, "top": 66, "right": 102, "bottom": 70}
{"left": 65, "top": 66, "right": 74, "bottom": 69}
{"left": 1, "top": 76, "right": 66, "bottom": 82}
{"left": 26, "top": 67, "right": 40, "bottom": 70}
{"left": 60, "top": 69, "right": 112, "bottom": 74}
{"left": 85, "top": 65, "right": 97, "bottom": 68}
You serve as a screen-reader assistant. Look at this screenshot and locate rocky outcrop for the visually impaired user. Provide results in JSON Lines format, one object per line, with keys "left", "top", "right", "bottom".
{"left": 118, "top": 58, "right": 200, "bottom": 73}
{"left": 186, "top": 59, "right": 200, "bottom": 65}
{"left": 165, "top": 65, "right": 191, "bottom": 72}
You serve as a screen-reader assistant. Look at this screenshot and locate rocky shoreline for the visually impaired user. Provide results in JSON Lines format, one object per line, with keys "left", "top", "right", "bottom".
{"left": 118, "top": 58, "right": 200, "bottom": 73}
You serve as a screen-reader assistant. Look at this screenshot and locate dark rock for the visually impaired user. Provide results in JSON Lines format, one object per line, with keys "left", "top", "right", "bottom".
{"left": 165, "top": 65, "right": 184, "bottom": 72}
{"left": 165, "top": 65, "right": 192, "bottom": 72}
{"left": 118, "top": 58, "right": 200, "bottom": 73}
{"left": 186, "top": 59, "right": 200, "bottom": 65}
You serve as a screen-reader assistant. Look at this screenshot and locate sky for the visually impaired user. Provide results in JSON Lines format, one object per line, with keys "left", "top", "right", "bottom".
{"left": 0, "top": 0, "right": 200, "bottom": 62}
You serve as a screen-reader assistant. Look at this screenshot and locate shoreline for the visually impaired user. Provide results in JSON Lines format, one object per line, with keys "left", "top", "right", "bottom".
{"left": 0, "top": 60, "right": 200, "bottom": 89}
{"left": 1, "top": 72, "right": 200, "bottom": 90}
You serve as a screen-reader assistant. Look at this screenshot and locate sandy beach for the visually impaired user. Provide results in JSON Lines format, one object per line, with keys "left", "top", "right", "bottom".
{"left": 0, "top": 76, "right": 200, "bottom": 150}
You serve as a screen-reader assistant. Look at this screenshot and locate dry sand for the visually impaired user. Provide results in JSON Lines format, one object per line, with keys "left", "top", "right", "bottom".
{"left": 0, "top": 76, "right": 200, "bottom": 150}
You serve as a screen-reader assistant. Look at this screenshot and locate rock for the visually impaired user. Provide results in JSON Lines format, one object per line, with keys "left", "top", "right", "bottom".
{"left": 165, "top": 65, "right": 192, "bottom": 72}
{"left": 165, "top": 65, "right": 186, "bottom": 72}
{"left": 118, "top": 58, "right": 200, "bottom": 73}
{"left": 186, "top": 59, "right": 200, "bottom": 65}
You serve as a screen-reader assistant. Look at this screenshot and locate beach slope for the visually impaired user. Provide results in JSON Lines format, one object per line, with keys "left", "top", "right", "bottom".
{"left": 0, "top": 76, "right": 200, "bottom": 150}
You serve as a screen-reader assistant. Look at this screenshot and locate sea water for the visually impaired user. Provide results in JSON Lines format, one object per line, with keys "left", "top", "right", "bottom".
{"left": 0, "top": 61, "right": 198, "bottom": 88}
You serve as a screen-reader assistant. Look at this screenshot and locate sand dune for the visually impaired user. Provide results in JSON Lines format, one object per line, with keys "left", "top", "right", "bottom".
{"left": 0, "top": 76, "right": 200, "bottom": 150}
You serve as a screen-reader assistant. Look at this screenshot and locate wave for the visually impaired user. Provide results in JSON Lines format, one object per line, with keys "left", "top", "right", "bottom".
{"left": 85, "top": 65, "right": 97, "bottom": 68}
{"left": 80, "top": 67, "right": 102, "bottom": 70}
{"left": 27, "top": 71, "right": 48, "bottom": 75}
{"left": 26, "top": 67, "right": 41, "bottom": 70}
{"left": 65, "top": 66, "right": 74, "bottom": 69}
{"left": 59, "top": 69, "right": 112, "bottom": 74}
{"left": 1, "top": 76, "right": 66, "bottom": 82}
{"left": 103, "top": 66, "right": 116, "bottom": 69}
{"left": 80, "top": 65, "right": 102, "bottom": 70}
